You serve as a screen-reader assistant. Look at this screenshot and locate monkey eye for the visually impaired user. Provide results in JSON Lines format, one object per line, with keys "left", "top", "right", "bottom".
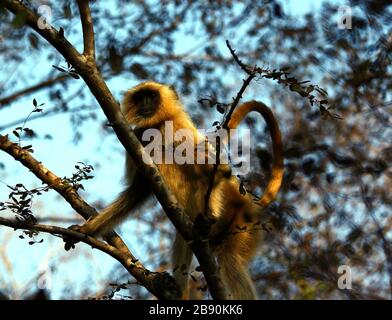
{"left": 132, "top": 89, "right": 157, "bottom": 102}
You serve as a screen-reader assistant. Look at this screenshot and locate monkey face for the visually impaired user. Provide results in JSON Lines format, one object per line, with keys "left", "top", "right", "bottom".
{"left": 123, "top": 81, "right": 187, "bottom": 129}
{"left": 131, "top": 88, "right": 161, "bottom": 118}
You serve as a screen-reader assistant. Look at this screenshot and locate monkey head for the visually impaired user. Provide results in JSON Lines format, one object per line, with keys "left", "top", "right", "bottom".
{"left": 122, "top": 81, "right": 182, "bottom": 128}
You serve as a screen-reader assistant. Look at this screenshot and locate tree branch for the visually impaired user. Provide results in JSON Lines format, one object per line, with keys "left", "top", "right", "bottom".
{"left": 204, "top": 41, "right": 256, "bottom": 222}
{"left": 3, "top": 0, "right": 227, "bottom": 299}
{"left": 224, "top": 41, "right": 257, "bottom": 128}
{"left": 76, "top": 0, "right": 95, "bottom": 59}
{"left": 0, "top": 75, "right": 68, "bottom": 108}
{"left": 0, "top": 217, "right": 178, "bottom": 299}
{"left": 226, "top": 40, "right": 252, "bottom": 75}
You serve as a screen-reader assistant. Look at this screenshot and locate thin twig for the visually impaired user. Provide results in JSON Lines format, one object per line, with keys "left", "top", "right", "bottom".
{"left": 226, "top": 40, "right": 252, "bottom": 75}
{"left": 204, "top": 41, "right": 256, "bottom": 217}
{"left": 76, "top": 0, "right": 95, "bottom": 59}
{"left": 204, "top": 136, "right": 221, "bottom": 216}
{"left": 223, "top": 73, "right": 255, "bottom": 129}
{"left": 0, "top": 75, "right": 67, "bottom": 108}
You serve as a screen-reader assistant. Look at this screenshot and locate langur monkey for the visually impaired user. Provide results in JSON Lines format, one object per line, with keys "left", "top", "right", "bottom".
{"left": 72, "top": 81, "right": 283, "bottom": 299}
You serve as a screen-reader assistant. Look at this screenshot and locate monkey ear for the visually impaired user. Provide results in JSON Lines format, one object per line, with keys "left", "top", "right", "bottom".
{"left": 169, "top": 84, "right": 179, "bottom": 100}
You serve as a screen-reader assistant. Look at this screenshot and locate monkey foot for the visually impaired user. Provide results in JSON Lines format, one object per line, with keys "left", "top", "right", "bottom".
{"left": 63, "top": 224, "right": 85, "bottom": 251}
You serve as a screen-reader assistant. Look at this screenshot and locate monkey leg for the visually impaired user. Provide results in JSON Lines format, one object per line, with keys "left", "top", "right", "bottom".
{"left": 216, "top": 232, "right": 259, "bottom": 300}
{"left": 172, "top": 232, "right": 193, "bottom": 299}
{"left": 69, "top": 172, "right": 151, "bottom": 236}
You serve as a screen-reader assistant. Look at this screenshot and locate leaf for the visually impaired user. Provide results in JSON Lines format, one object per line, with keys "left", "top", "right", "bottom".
{"left": 306, "top": 85, "right": 315, "bottom": 93}
{"left": 289, "top": 83, "right": 303, "bottom": 93}
{"left": 23, "top": 128, "right": 35, "bottom": 138}
{"left": 217, "top": 104, "right": 225, "bottom": 114}
{"left": 315, "top": 87, "right": 328, "bottom": 96}
{"left": 33, "top": 99, "right": 37, "bottom": 107}
{"left": 12, "top": 130, "right": 20, "bottom": 138}
{"left": 299, "top": 90, "right": 308, "bottom": 97}
{"left": 68, "top": 71, "right": 80, "bottom": 79}
{"left": 52, "top": 65, "right": 67, "bottom": 73}
{"left": 44, "top": 134, "right": 53, "bottom": 140}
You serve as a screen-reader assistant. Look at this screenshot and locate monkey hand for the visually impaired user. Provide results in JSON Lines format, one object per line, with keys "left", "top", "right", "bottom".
{"left": 63, "top": 224, "right": 86, "bottom": 251}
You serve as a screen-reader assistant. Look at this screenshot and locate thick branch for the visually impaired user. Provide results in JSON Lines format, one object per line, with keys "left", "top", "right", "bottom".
{"left": 3, "top": 0, "right": 227, "bottom": 299}
{"left": 0, "top": 217, "right": 179, "bottom": 299}
{"left": 0, "top": 75, "right": 67, "bottom": 108}
{"left": 76, "top": 0, "right": 95, "bottom": 59}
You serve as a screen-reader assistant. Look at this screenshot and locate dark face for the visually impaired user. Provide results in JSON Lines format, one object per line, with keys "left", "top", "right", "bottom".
{"left": 131, "top": 88, "right": 161, "bottom": 118}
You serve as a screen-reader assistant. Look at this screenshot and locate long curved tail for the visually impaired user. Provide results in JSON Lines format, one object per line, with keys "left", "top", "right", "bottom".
{"left": 227, "top": 100, "right": 284, "bottom": 208}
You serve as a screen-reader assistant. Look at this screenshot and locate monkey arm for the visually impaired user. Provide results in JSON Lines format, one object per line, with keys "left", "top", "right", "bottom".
{"left": 76, "top": 171, "right": 152, "bottom": 235}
